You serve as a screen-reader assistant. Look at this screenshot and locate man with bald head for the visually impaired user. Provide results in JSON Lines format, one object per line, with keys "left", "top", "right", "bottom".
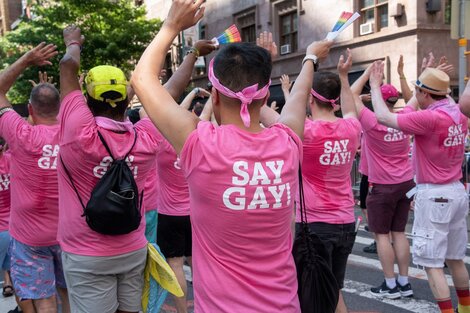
{"left": 0, "top": 43, "right": 69, "bottom": 313}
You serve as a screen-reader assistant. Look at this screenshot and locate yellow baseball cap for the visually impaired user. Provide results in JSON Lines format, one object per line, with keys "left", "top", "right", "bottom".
{"left": 85, "top": 65, "right": 128, "bottom": 108}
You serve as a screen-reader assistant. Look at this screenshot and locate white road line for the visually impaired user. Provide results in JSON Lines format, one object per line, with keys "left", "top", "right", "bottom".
{"left": 354, "top": 234, "right": 470, "bottom": 265}
{"left": 342, "top": 279, "right": 439, "bottom": 313}
{"left": 348, "top": 254, "right": 455, "bottom": 287}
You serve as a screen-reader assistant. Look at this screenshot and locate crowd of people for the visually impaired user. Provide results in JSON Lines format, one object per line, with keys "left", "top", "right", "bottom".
{"left": 0, "top": 0, "right": 469, "bottom": 312}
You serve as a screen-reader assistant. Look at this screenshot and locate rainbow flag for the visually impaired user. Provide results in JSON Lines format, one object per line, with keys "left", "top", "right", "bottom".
{"left": 212, "top": 25, "right": 242, "bottom": 47}
{"left": 326, "top": 12, "right": 360, "bottom": 41}
{"left": 331, "top": 12, "right": 354, "bottom": 32}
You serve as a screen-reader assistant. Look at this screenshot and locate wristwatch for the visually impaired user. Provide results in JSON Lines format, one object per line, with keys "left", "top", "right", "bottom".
{"left": 0, "top": 107, "right": 13, "bottom": 118}
{"left": 302, "top": 54, "right": 319, "bottom": 71}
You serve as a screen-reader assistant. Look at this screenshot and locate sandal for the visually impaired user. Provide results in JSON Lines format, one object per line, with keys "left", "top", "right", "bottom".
{"left": 2, "top": 285, "right": 14, "bottom": 297}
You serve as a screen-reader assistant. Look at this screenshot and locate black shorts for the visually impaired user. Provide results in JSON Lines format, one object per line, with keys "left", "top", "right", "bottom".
{"left": 296, "top": 222, "right": 356, "bottom": 289}
{"left": 157, "top": 214, "right": 192, "bottom": 258}
{"left": 359, "top": 174, "right": 369, "bottom": 209}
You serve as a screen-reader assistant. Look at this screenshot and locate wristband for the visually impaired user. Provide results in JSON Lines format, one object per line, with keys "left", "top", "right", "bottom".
{"left": 400, "top": 76, "right": 406, "bottom": 79}
{"left": 0, "top": 107, "right": 13, "bottom": 118}
{"left": 302, "top": 54, "right": 319, "bottom": 71}
{"left": 187, "top": 47, "right": 200, "bottom": 58}
{"left": 66, "top": 41, "right": 82, "bottom": 51}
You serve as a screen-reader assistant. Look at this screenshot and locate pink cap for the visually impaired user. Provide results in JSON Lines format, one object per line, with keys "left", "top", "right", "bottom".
{"left": 380, "top": 84, "right": 399, "bottom": 102}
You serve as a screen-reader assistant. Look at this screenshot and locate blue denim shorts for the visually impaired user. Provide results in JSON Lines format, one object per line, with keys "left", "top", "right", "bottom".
{"left": 0, "top": 230, "right": 11, "bottom": 270}
{"left": 9, "top": 238, "right": 67, "bottom": 300}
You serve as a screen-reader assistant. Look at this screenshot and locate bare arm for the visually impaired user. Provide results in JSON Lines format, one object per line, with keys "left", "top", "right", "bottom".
{"left": 369, "top": 61, "right": 399, "bottom": 129}
{"left": 397, "top": 55, "right": 412, "bottom": 103}
{"left": 199, "top": 96, "right": 213, "bottom": 121}
{"left": 59, "top": 26, "right": 84, "bottom": 101}
{"left": 0, "top": 43, "right": 57, "bottom": 108}
{"left": 280, "top": 41, "right": 333, "bottom": 138}
{"left": 460, "top": 80, "right": 470, "bottom": 118}
{"left": 280, "top": 74, "right": 292, "bottom": 101}
{"left": 131, "top": 0, "right": 205, "bottom": 154}
{"left": 260, "top": 104, "right": 281, "bottom": 127}
{"left": 351, "top": 64, "right": 373, "bottom": 115}
{"left": 337, "top": 49, "right": 356, "bottom": 119}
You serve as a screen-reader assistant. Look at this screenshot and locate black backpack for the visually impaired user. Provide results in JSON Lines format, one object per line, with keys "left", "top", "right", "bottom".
{"left": 61, "top": 130, "right": 143, "bottom": 235}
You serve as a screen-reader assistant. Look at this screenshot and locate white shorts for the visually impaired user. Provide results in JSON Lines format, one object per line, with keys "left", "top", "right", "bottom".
{"left": 412, "top": 182, "right": 469, "bottom": 268}
{"left": 62, "top": 247, "right": 147, "bottom": 313}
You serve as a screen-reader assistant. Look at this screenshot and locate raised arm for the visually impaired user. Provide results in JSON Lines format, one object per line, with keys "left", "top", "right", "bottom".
{"left": 180, "top": 87, "right": 210, "bottom": 110}
{"left": 280, "top": 40, "right": 333, "bottom": 138}
{"left": 337, "top": 49, "right": 356, "bottom": 119}
{"left": 460, "top": 80, "right": 470, "bottom": 118}
{"left": 351, "top": 63, "right": 373, "bottom": 114}
{"left": 370, "top": 61, "right": 399, "bottom": 129}
{"left": 59, "top": 25, "right": 84, "bottom": 100}
{"left": 0, "top": 43, "right": 57, "bottom": 108}
{"left": 397, "top": 55, "right": 412, "bottom": 103}
{"left": 280, "top": 74, "right": 292, "bottom": 101}
{"left": 131, "top": 0, "right": 206, "bottom": 154}
{"left": 164, "top": 39, "right": 216, "bottom": 100}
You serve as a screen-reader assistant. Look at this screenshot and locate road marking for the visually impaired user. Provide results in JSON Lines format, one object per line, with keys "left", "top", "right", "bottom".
{"left": 343, "top": 279, "right": 439, "bottom": 313}
{"left": 354, "top": 234, "right": 470, "bottom": 265}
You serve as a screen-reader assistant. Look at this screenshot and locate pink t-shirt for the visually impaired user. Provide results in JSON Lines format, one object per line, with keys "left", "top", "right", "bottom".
{"left": 359, "top": 108, "right": 413, "bottom": 184}
{"left": 57, "top": 91, "right": 160, "bottom": 257}
{"left": 358, "top": 134, "right": 368, "bottom": 176}
{"left": 397, "top": 105, "right": 468, "bottom": 184}
{"left": 156, "top": 133, "right": 190, "bottom": 216}
{"left": 144, "top": 161, "right": 159, "bottom": 212}
{"left": 180, "top": 121, "right": 301, "bottom": 313}
{"left": 0, "top": 152, "right": 11, "bottom": 232}
{"left": 0, "top": 111, "right": 60, "bottom": 246}
{"left": 298, "top": 118, "right": 361, "bottom": 224}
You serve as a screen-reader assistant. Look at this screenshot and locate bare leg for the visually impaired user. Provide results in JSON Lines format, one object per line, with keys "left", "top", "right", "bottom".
{"left": 57, "top": 288, "right": 70, "bottom": 313}
{"left": 17, "top": 297, "right": 36, "bottom": 313}
{"left": 446, "top": 259, "right": 470, "bottom": 289}
{"left": 391, "top": 232, "right": 410, "bottom": 277}
{"left": 375, "top": 233, "right": 395, "bottom": 279}
{"left": 425, "top": 267, "right": 451, "bottom": 299}
{"left": 168, "top": 257, "right": 188, "bottom": 313}
{"left": 335, "top": 291, "right": 348, "bottom": 313}
{"left": 33, "top": 295, "right": 57, "bottom": 313}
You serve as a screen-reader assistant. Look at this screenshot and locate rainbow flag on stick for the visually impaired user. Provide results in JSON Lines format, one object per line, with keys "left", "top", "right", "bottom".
{"left": 212, "top": 24, "right": 242, "bottom": 47}
{"left": 326, "top": 12, "right": 360, "bottom": 41}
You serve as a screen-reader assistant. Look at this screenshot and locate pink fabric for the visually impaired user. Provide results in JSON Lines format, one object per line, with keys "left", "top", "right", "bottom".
{"left": 311, "top": 89, "right": 339, "bottom": 106}
{"left": 208, "top": 59, "right": 270, "bottom": 128}
{"left": 359, "top": 108, "right": 413, "bottom": 184}
{"left": 358, "top": 134, "right": 368, "bottom": 176}
{"left": 57, "top": 91, "right": 160, "bottom": 257}
{"left": 156, "top": 132, "right": 190, "bottom": 216}
{"left": 0, "top": 111, "right": 60, "bottom": 246}
{"left": 297, "top": 118, "right": 361, "bottom": 224}
{"left": 397, "top": 101, "right": 468, "bottom": 184}
{"left": 180, "top": 121, "right": 301, "bottom": 313}
{"left": 143, "top": 161, "right": 159, "bottom": 212}
{"left": 0, "top": 152, "right": 10, "bottom": 232}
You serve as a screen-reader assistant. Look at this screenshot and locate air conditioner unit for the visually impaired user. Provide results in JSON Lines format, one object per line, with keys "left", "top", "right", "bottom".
{"left": 280, "top": 44, "right": 291, "bottom": 55}
{"left": 359, "top": 22, "right": 374, "bottom": 35}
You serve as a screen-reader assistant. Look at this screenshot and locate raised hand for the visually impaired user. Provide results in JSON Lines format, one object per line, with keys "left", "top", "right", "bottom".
{"left": 63, "top": 25, "right": 85, "bottom": 47}
{"left": 337, "top": 48, "right": 352, "bottom": 77}
{"left": 256, "top": 31, "right": 278, "bottom": 59}
{"left": 269, "top": 100, "right": 279, "bottom": 112}
{"left": 307, "top": 40, "right": 333, "bottom": 60}
{"left": 280, "top": 75, "right": 292, "bottom": 92}
{"left": 421, "top": 52, "right": 435, "bottom": 73}
{"left": 165, "top": 0, "right": 205, "bottom": 32}
{"left": 436, "top": 56, "right": 454, "bottom": 75}
{"left": 24, "top": 42, "right": 58, "bottom": 67}
{"left": 29, "top": 71, "right": 54, "bottom": 87}
{"left": 369, "top": 61, "right": 384, "bottom": 89}
{"left": 193, "top": 40, "right": 217, "bottom": 57}
{"left": 397, "top": 55, "right": 405, "bottom": 77}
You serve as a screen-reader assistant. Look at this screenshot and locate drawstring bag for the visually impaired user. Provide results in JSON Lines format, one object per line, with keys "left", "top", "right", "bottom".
{"left": 292, "top": 166, "right": 339, "bottom": 313}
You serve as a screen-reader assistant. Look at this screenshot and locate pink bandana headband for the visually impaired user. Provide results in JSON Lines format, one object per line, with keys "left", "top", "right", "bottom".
{"left": 310, "top": 89, "right": 339, "bottom": 107}
{"left": 208, "top": 58, "right": 271, "bottom": 127}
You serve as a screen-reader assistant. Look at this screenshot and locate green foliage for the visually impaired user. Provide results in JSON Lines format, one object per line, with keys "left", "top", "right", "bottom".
{"left": 0, "top": 0, "right": 161, "bottom": 104}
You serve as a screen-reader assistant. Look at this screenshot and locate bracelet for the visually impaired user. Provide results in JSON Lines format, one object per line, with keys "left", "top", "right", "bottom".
{"left": 0, "top": 107, "right": 13, "bottom": 118}
{"left": 400, "top": 76, "right": 406, "bottom": 79}
{"left": 194, "top": 87, "right": 199, "bottom": 95}
{"left": 66, "top": 41, "right": 82, "bottom": 51}
{"left": 187, "top": 47, "right": 200, "bottom": 58}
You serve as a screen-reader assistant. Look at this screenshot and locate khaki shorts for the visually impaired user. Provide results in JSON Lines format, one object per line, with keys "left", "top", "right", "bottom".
{"left": 412, "top": 182, "right": 469, "bottom": 268}
{"left": 62, "top": 247, "right": 147, "bottom": 313}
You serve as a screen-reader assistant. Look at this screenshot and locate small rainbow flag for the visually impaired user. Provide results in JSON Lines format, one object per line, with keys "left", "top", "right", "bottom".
{"left": 212, "top": 25, "right": 242, "bottom": 47}
{"left": 331, "top": 12, "right": 354, "bottom": 32}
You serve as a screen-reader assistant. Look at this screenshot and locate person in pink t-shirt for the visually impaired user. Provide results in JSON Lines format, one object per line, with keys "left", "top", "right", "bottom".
{"left": 131, "top": 2, "right": 332, "bottom": 312}
{"left": 0, "top": 44, "right": 70, "bottom": 313}
{"left": 352, "top": 65, "right": 415, "bottom": 299}
{"left": 370, "top": 61, "right": 470, "bottom": 313}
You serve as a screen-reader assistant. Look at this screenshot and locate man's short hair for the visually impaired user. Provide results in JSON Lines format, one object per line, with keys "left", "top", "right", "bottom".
{"left": 29, "top": 83, "right": 60, "bottom": 118}
{"left": 86, "top": 91, "right": 128, "bottom": 120}
{"left": 213, "top": 43, "right": 272, "bottom": 92}
{"left": 312, "top": 72, "right": 341, "bottom": 110}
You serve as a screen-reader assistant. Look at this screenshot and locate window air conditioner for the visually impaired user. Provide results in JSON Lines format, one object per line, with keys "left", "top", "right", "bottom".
{"left": 280, "top": 44, "right": 291, "bottom": 55}
{"left": 359, "top": 22, "right": 374, "bottom": 35}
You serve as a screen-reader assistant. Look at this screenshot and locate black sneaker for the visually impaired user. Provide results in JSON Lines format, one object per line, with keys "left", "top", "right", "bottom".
{"left": 397, "top": 281, "right": 413, "bottom": 297}
{"left": 370, "top": 281, "right": 401, "bottom": 299}
{"left": 363, "top": 241, "right": 377, "bottom": 254}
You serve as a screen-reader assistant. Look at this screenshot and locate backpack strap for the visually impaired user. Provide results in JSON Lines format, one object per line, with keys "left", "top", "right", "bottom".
{"left": 60, "top": 157, "right": 87, "bottom": 213}
{"left": 97, "top": 130, "right": 138, "bottom": 161}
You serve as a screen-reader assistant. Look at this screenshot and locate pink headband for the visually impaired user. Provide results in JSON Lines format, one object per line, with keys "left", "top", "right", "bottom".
{"left": 310, "top": 89, "right": 339, "bottom": 107}
{"left": 208, "top": 58, "right": 271, "bottom": 128}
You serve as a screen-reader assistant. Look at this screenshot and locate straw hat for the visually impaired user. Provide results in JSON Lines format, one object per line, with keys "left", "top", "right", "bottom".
{"left": 412, "top": 67, "right": 451, "bottom": 96}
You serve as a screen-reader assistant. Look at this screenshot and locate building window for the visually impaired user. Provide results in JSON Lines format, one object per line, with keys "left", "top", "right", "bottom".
{"left": 359, "top": 0, "right": 389, "bottom": 33}
{"left": 280, "top": 11, "right": 298, "bottom": 53}
{"left": 444, "top": 0, "right": 452, "bottom": 25}
{"left": 234, "top": 8, "right": 257, "bottom": 43}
